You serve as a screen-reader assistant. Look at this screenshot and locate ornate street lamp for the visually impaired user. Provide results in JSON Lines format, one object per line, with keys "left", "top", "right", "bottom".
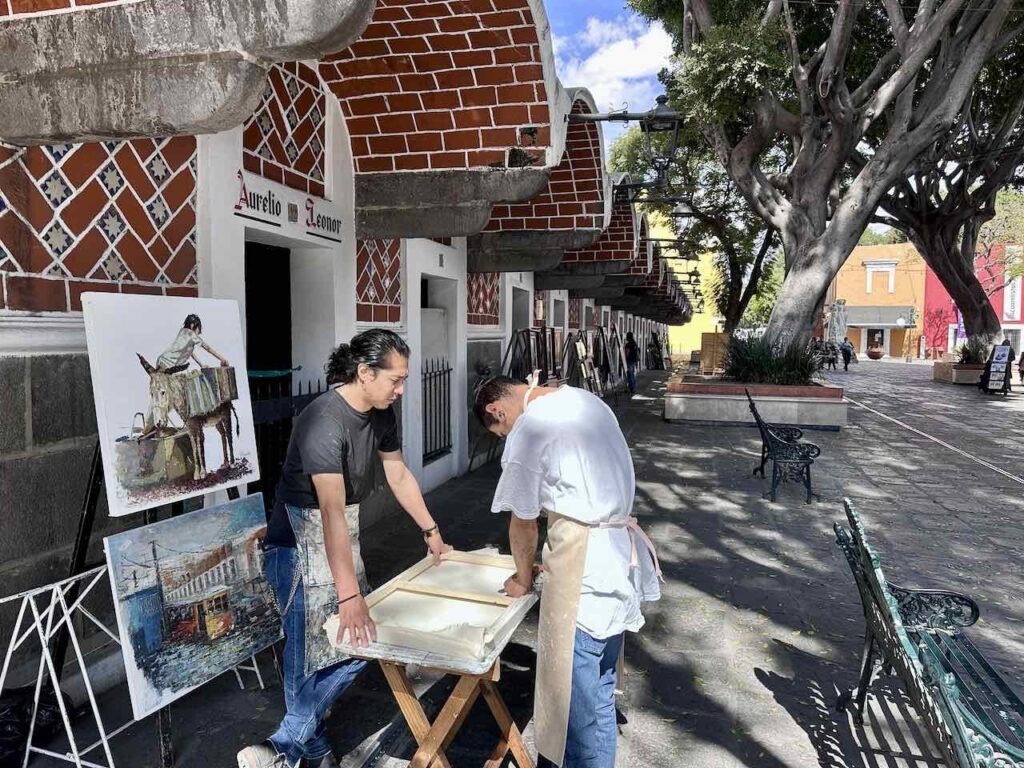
{"left": 571, "top": 95, "right": 684, "bottom": 204}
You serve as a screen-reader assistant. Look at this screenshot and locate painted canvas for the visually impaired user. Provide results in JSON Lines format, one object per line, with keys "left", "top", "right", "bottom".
{"left": 104, "top": 493, "right": 282, "bottom": 719}
{"left": 83, "top": 293, "right": 259, "bottom": 516}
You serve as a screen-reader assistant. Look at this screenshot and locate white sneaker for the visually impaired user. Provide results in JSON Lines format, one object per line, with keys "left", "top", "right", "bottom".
{"left": 237, "top": 742, "right": 288, "bottom": 768}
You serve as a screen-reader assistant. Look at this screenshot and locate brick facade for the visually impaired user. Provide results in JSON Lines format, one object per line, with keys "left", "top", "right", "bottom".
{"left": 356, "top": 238, "right": 402, "bottom": 323}
{"left": 0, "top": 0, "right": 138, "bottom": 20}
{"left": 320, "top": 0, "right": 552, "bottom": 174}
{"left": 242, "top": 62, "right": 327, "bottom": 198}
{"left": 467, "top": 271, "right": 499, "bottom": 325}
{"left": 562, "top": 199, "right": 635, "bottom": 264}
{"left": 485, "top": 99, "right": 603, "bottom": 232}
{"left": 0, "top": 137, "right": 197, "bottom": 312}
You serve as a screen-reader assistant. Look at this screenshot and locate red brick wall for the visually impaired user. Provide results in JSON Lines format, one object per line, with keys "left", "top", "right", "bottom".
{"left": 320, "top": 0, "right": 551, "bottom": 174}
{"left": 1, "top": 0, "right": 137, "bottom": 20}
{"left": 243, "top": 62, "right": 327, "bottom": 198}
{"left": 467, "top": 271, "right": 499, "bottom": 325}
{"left": 0, "top": 138, "right": 197, "bottom": 312}
{"left": 356, "top": 239, "right": 402, "bottom": 323}
{"left": 562, "top": 199, "right": 634, "bottom": 264}
{"left": 485, "top": 100, "right": 603, "bottom": 232}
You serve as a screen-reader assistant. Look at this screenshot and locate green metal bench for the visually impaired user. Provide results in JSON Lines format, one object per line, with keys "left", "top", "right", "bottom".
{"left": 834, "top": 498, "right": 1024, "bottom": 767}
{"left": 745, "top": 389, "right": 819, "bottom": 503}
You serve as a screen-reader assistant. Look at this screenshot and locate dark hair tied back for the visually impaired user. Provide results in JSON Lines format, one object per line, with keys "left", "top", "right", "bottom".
{"left": 325, "top": 329, "right": 411, "bottom": 385}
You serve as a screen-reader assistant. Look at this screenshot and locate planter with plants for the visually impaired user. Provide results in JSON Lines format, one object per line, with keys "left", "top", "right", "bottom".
{"left": 932, "top": 336, "right": 989, "bottom": 385}
{"left": 665, "top": 335, "right": 847, "bottom": 429}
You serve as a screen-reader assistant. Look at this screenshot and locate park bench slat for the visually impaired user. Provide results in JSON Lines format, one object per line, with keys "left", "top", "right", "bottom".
{"left": 834, "top": 498, "right": 1024, "bottom": 767}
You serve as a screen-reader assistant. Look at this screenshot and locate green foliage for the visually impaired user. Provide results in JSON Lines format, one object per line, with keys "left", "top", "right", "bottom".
{"left": 957, "top": 336, "right": 990, "bottom": 365}
{"left": 678, "top": 18, "right": 789, "bottom": 130}
{"left": 858, "top": 228, "right": 908, "bottom": 246}
{"left": 724, "top": 334, "right": 823, "bottom": 385}
{"left": 738, "top": 259, "right": 783, "bottom": 330}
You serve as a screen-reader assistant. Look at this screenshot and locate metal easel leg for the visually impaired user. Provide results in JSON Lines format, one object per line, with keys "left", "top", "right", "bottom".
{"left": 158, "top": 708, "right": 175, "bottom": 768}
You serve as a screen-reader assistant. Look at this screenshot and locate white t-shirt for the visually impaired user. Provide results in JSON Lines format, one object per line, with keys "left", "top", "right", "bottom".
{"left": 490, "top": 386, "right": 644, "bottom": 639}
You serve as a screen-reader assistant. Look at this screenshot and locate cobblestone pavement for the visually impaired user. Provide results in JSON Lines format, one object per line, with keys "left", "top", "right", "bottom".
{"left": 44, "top": 362, "right": 1024, "bottom": 767}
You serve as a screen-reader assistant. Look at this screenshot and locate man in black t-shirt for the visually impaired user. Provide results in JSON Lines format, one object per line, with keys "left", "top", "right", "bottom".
{"left": 239, "top": 330, "right": 451, "bottom": 768}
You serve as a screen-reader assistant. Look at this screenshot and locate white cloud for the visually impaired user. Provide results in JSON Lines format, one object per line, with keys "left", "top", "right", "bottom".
{"left": 555, "top": 17, "right": 673, "bottom": 115}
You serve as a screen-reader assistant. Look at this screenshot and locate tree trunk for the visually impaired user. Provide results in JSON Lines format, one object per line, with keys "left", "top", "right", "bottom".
{"left": 909, "top": 226, "right": 1001, "bottom": 340}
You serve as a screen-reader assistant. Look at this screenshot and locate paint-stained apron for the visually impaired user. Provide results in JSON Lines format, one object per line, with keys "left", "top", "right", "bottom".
{"left": 534, "top": 511, "right": 664, "bottom": 766}
{"left": 534, "top": 511, "right": 590, "bottom": 767}
{"left": 285, "top": 503, "right": 369, "bottom": 676}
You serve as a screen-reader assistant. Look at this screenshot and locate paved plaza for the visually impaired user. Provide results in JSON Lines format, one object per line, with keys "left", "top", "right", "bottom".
{"left": 55, "top": 361, "right": 1024, "bottom": 767}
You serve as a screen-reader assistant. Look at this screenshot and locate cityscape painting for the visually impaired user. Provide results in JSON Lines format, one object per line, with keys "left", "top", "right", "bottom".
{"left": 82, "top": 293, "right": 260, "bottom": 517}
{"left": 104, "top": 494, "right": 281, "bottom": 719}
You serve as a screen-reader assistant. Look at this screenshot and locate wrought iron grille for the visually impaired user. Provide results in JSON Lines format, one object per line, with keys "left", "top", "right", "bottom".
{"left": 249, "top": 375, "right": 324, "bottom": 510}
{"left": 422, "top": 357, "right": 453, "bottom": 464}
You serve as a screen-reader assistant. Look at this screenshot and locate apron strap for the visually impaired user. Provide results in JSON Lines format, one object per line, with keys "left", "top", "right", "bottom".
{"left": 598, "top": 516, "right": 665, "bottom": 582}
{"left": 523, "top": 368, "right": 542, "bottom": 412}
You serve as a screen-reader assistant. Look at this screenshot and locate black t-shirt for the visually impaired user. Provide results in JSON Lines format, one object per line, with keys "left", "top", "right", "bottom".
{"left": 266, "top": 389, "right": 402, "bottom": 548}
{"left": 624, "top": 340, "right": 639, "bottom": 364}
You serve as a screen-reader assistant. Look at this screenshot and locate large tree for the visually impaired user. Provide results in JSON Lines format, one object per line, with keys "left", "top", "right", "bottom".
{"left": 871, "top": 41, "right": 1024, "bottom": 339}
{"left": 631, "top": 0, "right": 1018, "bottom": 344}
{"left": 609, "top": 125, "right": 778, "bottom": 333}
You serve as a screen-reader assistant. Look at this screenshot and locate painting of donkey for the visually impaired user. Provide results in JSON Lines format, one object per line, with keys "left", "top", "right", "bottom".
{"left": 137, "top": 355, "right": 239, "bottom": 480}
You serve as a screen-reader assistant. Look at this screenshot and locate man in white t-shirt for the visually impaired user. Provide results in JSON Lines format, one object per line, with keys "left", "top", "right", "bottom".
{"left": 473, "top": 375, "right": 660, "bottom": 768}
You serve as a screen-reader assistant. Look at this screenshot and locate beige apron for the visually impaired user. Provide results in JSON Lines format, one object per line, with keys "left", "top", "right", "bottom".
{"left": 535, "top": 511, "right": 590, "bottom": 766}
{"left": 285, "top": 502, "right": 369, "bottom": 676}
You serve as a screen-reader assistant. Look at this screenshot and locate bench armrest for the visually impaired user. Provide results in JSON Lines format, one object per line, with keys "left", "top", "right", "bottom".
{"left": 770, "top": 439, "right": 821, "bottom": 461}
{"left": 768, "top": 425, "right": 804, "bottom": 442}
{"left": 889, "top": 584, "right": 980, "bottom": 630}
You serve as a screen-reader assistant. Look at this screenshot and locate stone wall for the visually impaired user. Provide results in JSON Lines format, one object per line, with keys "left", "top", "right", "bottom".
{"left": 0, "top": 352, "right": 143, "bottom": 666}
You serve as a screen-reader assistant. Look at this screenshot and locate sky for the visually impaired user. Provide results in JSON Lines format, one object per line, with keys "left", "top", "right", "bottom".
{"left": 545, "top": 0, "right": 675, "bottom": 149}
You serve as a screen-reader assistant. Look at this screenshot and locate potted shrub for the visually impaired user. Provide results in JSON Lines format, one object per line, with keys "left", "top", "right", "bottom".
{"left": 934, "top": 336, "right": 989, "bottom": 384}
{"left": 723, "top": 335, "right": 823, "bottom": 385}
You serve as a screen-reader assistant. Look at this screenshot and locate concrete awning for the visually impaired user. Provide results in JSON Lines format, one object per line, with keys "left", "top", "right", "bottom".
{"left": 0, "top": 0, "right": 376, "bottom": 145}
{"left": 845, "top": 306, "right": 916, "bottom": 328}
{"left": 468, "top": 91, "right": 611, "bottom": 271}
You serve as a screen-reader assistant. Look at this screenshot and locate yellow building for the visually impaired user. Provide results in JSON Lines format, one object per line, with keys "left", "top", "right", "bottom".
{"left": 829, "top": 243, "right": 926, "bottom": 358}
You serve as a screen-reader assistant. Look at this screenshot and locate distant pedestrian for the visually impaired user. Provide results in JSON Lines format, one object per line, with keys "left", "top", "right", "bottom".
{"left": 624, "top": 332, "right": 640, "bottom": 395}
{"left": 1018, "top": 350, "right": 1024, "bottom": 384}
{"left": 839, "top": 337, "right": 854, "bottom": 372}
{"left": 824, "top": 342, "right": 839, "bottom": 371}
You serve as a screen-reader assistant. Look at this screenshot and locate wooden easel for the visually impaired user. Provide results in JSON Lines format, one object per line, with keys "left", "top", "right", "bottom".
{"left": 378, "top": 659, "right": 534, "bottom": 768}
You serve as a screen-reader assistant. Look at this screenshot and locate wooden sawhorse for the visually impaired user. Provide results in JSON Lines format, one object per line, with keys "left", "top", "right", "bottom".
{"left": 378, "top": 658, "right": 535, "bottom": 768}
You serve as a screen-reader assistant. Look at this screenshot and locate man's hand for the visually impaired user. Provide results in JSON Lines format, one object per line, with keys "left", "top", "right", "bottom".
{"left": 503, "top": 573, "right": 532, "bottom": 598}
{"left": 426, "top": 530, "right": 452, "bottom": 564}
{"left": 336, "top": 595, "right": 376, "bottom": 649}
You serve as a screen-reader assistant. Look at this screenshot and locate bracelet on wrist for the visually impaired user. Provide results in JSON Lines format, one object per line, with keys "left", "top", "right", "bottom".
{"left": 338, "top": 592, "right": 361, "bottom": 607}
{"left": 421, "top": 524, "right": 439, "bottom": 539}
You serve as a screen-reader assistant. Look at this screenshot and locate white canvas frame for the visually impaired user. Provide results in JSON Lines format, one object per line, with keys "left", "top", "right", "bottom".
{"left": 329, "top": 551, "right": 537, "bottom": 676}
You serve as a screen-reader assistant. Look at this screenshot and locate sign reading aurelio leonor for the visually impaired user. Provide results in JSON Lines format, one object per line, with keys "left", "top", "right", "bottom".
{"left": 233, "top": 170, "right": 343, "bottom": 244}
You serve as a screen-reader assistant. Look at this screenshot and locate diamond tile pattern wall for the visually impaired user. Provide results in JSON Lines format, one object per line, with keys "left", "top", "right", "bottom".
{"left": 0, "top": 0, "right": 140, "bottom": 21}
{"left": 0, "top": 137, "right": 198, "bottom": 312}
{"left": 243, "top": 62, "right": 327, "bottom": 198}
{"left": 356, "top": 239, "right": 402, "bottom": 323}
{"left": 534, "top": 289, "right": 547, "bottom": 326}
{"left": 467, "top": 271, "right": 499, "bottom": 325}
{"left": 569, "top": 298, "right": 581, "bottom": 330}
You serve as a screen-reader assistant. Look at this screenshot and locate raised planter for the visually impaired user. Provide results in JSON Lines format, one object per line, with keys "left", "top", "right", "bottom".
{"left": 664, "top": 377, "right": 847, "bottom": 430}
{"left": 933, "top": 361, "right": 984, "bottom": 385}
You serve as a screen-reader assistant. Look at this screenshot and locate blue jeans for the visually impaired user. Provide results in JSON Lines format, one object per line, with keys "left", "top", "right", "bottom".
{"left": 626, "top": 363, "right": 637, "bottom": 394}
{"left": 264, "top": 545, "right": 366, "bottom": 767}
{"left": 538, "top": 628, "right": 623, "bottom": 768}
